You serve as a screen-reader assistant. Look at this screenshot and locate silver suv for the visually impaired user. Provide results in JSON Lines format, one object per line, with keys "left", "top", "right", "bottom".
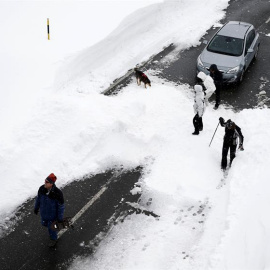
{"left": 197, "top": 21, "right": 260, "bottom": 84}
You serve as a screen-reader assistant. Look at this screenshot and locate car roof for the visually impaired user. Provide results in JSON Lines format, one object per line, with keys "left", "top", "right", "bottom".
{"left": 217, "top": 21, "right": 252, "bottom": 39}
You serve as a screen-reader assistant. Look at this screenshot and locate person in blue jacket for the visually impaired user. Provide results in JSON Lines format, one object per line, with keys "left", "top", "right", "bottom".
{"left": 34, "top": 173, "right": 65, "bottom": 247}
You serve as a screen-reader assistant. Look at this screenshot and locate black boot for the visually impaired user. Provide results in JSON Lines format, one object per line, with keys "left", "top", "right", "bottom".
{"left": 199, "top": 117, "right": 203, "bottom": 131}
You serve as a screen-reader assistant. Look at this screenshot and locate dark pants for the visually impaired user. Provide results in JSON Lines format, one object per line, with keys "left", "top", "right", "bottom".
{"left": 193, "top": 114, "right": 203, "bottom": 134}
{"left": 42, "top": 220, "right": 58, "bottom": 240}
{"left": 221, "top": 141, "right": 237, "bottom": 170}
{"left": 215, "top": 84, "right": 221, "bottom": 107}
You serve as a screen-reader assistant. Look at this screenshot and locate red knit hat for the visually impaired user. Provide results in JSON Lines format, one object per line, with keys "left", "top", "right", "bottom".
{"left": 46, "top": 173, "right": 57, "bottom": 184}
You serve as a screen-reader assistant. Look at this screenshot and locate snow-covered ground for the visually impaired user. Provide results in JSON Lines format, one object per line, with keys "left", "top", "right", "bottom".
{"left": 1, "top": 0, "right": 270, "bottom": 269}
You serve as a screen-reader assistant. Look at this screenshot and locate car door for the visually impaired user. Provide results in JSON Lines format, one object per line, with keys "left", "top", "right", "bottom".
{"left": 244, "top": 29, "right": 255, "bottom": 68}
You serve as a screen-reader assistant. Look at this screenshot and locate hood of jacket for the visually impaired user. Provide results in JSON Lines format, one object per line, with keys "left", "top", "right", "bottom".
{"left": 209, "top": 64, "right": 218, "bottom": 72}
{"left": 197, "top": 71, "right": 207, "bottom": 81}
{"left": 194, "top": 84, "right": 203, "bottom": 94}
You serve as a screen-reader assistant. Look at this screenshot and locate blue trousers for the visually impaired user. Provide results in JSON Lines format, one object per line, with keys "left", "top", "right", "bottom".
{"left": 42, "top": 220, "right": 58, "bottom": 240}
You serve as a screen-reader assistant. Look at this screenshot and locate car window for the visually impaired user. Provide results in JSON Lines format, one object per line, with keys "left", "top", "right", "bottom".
{"left": 245, "top": 29, "right": 255, "bottom": 54}
{"left": 207, "top": 35, "right": 244, "bottom": 56}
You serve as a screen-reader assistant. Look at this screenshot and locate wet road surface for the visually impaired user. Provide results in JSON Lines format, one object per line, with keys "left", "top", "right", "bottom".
{"left": 106, "top": 0, "right": 270, "bottom": 110}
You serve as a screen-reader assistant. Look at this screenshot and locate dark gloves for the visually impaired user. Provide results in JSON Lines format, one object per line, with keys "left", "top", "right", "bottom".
{"left": 239, "top": 143, "right": 244, "bottom": 151}
{"left": 219, "top": 117, "right": 225, "bottom": 125}
{"left": 34, "top": 208, "right": 39, "bottom": 215}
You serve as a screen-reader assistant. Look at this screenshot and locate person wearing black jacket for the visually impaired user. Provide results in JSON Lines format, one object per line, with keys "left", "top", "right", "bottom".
{"left": 219, "top": 117, "right": 244, "bottom": 170}
{"left": 34, "top": 173, "right": 65, "bottom": 247}
{"left": 210, "top": 64, "right": 223, "bottom": 109}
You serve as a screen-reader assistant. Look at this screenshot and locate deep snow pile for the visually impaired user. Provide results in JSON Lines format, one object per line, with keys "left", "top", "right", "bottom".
{"left": 68, "top": 80, "right": 270, "bottom": 270}
{"left": 1, "top": 0, "right": 270, "bottom": 269}
{"left": 55, "top": 0, "right": 229, "bottom": 94}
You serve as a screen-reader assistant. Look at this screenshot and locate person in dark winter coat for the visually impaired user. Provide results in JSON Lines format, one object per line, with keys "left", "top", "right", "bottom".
{"left": 219, "top": 117, "right": 244, "bottom": 170}
{"left": 209, "top": 64, "right": 223, "bottom": 109}
{"left": 34, "top": 173, "right": 65, "bottom": 247}
{"left": 192, "top": 85, "right": 205, "bottom": 135}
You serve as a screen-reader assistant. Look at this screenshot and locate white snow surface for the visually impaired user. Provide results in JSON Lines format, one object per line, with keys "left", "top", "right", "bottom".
{"left": 1, "top": 0, "right": 270, "bottom": 269}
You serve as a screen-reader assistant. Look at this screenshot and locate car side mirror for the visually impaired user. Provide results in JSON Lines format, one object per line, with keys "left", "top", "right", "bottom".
{"left": 247, "top": 48, "right": 254, "bottom": 53}
{"left": 203, "top": 40, "right": 208, "bottom": 45}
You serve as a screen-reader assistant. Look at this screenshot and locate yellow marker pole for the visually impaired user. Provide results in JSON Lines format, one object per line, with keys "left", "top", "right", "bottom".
{"left": 47, "top": 18, "right": 50, "bottom": 40}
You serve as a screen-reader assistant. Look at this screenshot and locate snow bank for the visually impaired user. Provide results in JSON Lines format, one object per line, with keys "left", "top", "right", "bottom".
{"left": 55, "top": 0, "right": 229, "bottom": 94}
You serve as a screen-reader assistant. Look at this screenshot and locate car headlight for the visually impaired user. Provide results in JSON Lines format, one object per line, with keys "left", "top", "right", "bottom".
{"left": 197, "top": 56, "right": 204, "bottom": 68}
{"left": 227, "top": 66, "right": 240, "bottom": 74}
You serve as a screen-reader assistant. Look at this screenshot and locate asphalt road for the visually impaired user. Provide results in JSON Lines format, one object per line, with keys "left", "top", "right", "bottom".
{"left": 106, "top": 0, "right": 270, "bottom": 110}
{"left": 0, "top": 168, "right": 151, "bottom": 270}
{"left": 157, "top": 0, "right": 270, "bottom": 110}
{"left": 1, "top": 1, "right": 269, "bottom": 269}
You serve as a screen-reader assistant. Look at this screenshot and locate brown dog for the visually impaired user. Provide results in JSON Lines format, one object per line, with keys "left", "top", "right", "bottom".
{"left": 134, "top": 68, "right": 151, "bottom": 88}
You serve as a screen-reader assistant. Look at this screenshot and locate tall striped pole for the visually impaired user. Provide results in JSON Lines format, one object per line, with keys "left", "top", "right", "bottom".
{"left": 47, "top": 18, "right": 50, "bottom": 40}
